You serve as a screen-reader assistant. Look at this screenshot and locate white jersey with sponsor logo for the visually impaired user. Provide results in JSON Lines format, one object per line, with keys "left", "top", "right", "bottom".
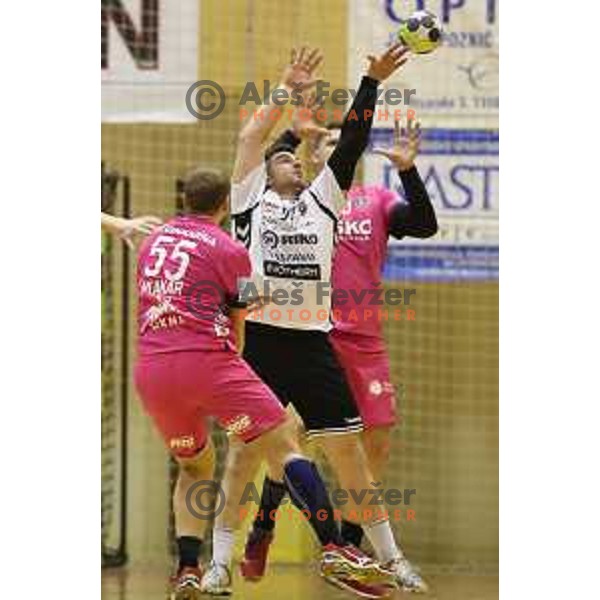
{"left": 231, "top": 163, "right": 345, "bottom": 331}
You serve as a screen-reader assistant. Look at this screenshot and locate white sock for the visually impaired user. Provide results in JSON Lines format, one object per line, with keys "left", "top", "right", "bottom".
{"left": 212, "top": 526, "right": 235, "bottom": 567}
{"left": 364, "top": 520, "right": 402, "bottom": 563}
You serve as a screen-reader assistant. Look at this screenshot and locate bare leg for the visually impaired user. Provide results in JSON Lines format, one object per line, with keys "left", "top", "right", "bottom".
{"left": 315, "top": 432, "right": 402, "bottom": 563}
{"left": 361, "top": 425, "right": 393, "bottom": 482}
{"left": 174, "top": 440, "right": 216, "bottom": 538}
{"left": 216, "top": 436, "right": 263, "bottom": 531}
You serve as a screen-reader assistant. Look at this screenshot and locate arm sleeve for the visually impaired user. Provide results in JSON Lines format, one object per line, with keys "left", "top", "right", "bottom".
{"left": 387, "top": 166, "right": 438, "bottom": 240}
{"left": 327, "top": 75, "right": 379, "bottom": 191}
{"left": 230, "top": 163, "right": 267, "bottom": 215}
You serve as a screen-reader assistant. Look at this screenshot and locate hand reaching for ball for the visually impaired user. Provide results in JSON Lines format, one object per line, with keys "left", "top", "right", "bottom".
{"left": 366, "top": 43, "right": 410, "bottom": 82}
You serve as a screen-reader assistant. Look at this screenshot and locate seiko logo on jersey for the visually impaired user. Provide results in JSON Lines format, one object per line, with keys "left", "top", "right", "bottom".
{"left": 261, "top": 230, "right": 278, "bottom": 249}
{"left": 337, "top": 218, "right": 373, "bottom": 238}
{"left": 282, "top": 233, "right": 318, "bottom": 245}
{"left": 261, "top": 229, "right": 318, "bottom": 249}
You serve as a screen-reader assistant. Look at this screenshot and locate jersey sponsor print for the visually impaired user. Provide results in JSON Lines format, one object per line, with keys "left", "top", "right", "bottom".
{"left": 231, "top": 163, "right": 345, "bottom": 331}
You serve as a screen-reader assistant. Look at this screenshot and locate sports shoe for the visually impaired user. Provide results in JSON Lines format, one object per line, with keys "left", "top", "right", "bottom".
{"left": 385, "top": 556, "right": 429, "bottom": 593}
{"left": 169, "top": 566, "right": 203, "bottom": 600}
{"left": 321, "top": 543, "right": 396, "bottom": 589}
{"left": 325, "top": 576, "right": 393, "bottom": 599}
{"left": 240, "top": 528, "right": 274, "bottom": 581}
{"left": 199, "top": 561, "right": 233, "bottom": 596}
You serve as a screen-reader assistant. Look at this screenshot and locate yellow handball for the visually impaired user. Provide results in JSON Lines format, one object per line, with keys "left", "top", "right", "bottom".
{"left": 398, "top": 9, "right": 442, "bottom": 54}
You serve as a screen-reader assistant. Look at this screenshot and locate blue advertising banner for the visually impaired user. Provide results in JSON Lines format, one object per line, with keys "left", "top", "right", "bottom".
{"left": 367, "top": 128, "right": 498, "bottom": 281}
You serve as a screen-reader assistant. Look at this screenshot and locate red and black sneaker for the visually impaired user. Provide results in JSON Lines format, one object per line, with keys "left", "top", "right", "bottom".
{"left": 325, "top": 576, "right": 394, "bottom": 599}
{"left": 321, "top": 543, "right": 396, "bottom": 591}
{"left": 169, "top": 566, "right": 203, "bottom": 600}
{"left": 240, "top": 528, "right": 274, "bottom": 581}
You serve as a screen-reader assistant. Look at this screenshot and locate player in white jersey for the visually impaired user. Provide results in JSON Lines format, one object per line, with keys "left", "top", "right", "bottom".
{"left": 202, "top": 46, "right": 416, "bottom": 598}
{"left": 240, "top": 117, "right": 435, "bottom": 593}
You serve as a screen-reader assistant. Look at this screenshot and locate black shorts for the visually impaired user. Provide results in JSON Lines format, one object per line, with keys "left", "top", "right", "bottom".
{"left": 243, "top": 321, "right": 363, "bottom": 436}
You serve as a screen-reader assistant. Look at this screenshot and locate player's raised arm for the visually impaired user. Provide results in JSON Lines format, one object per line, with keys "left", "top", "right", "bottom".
{"left": 327, "top": 43, "right": 409, "bottom": 192}
{"left": 373, "top": 118, "right": 438, "bottom": 239}
{"left": 231, "top": 47, "right": 323, "bottom": 184}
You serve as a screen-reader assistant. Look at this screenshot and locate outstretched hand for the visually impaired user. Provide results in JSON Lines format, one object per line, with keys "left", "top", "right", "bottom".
{"left": 281, "top": 46, "right": 323, "bottom": 91}
{"left": 372, "top": 117, "right": 421, "bottom": 172}
{"left": 119, "top": 216, "right": 162, "bottom": 248}
{"left": 366, "top": 43, "right": 410, "bottom": 82}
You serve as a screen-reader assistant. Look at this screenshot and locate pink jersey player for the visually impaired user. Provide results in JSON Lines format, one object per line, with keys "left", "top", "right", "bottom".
{"left": 331, "top": 184, "right": 403, "bottom": 429}
{"left": 323, "top": 122, "right": 437, "bottom": 436}
{"left": 332, "top": 184, "right": 399, "bottom": 340}
{"left": 136, "top": 214, "right": 250, "bottom": 356}
{"left": 135, "top": 211, "right": 286, "bottom": 457}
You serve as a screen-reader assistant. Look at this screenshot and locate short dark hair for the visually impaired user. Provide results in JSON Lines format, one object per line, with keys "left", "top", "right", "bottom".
{"left": 264, "top": 143, "right": 296, "bottom": 162}
{"left": 182, "top": 168, "right": 230, "bottom": 215}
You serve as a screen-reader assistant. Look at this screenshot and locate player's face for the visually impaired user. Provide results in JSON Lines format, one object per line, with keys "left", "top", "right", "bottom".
{"left": 312, "top": 130, "right": 340, "bottom": 172}
{"left": 268, "top": 152, "right": 306, "bottom": 194}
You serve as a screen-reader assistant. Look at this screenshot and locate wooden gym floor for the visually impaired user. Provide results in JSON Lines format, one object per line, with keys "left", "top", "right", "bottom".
{"left": 102, "top": 564, "right": 499, "bottom": 600}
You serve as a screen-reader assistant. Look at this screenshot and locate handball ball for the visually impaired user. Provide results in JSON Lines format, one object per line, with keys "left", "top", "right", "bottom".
{"left": 398, "top": 10, "right": 442, "bottom": 54}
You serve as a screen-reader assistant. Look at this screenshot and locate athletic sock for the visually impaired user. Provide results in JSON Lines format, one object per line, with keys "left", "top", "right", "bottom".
{"left": 341, "top": 519, "right": 365, "bottom": 548}
{"left": 363, "top": 520, "right": 402, "bottom": 563}
{"left": 283, "top": 457, "right": 343, "bottom": 546}
{"left": 177, "top": 535, "right": 203, "bottom": 570}
{"left": 212, "top": 526, "right": 235, "bottom": 567}
{"left": 252, "top": 476, "right": 288, "bottom": 534}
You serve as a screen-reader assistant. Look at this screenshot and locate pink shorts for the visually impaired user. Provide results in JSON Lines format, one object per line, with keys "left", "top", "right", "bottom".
{"left": 134, "top": 350, "right": 287, "bottom": 458}
{"left": 329, "top": 330, "right": 398, "bottom": 429}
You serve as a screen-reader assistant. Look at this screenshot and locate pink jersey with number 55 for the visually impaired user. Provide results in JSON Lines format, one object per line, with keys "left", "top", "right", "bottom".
{"left": 136, "top": 214, "right": 251, "bottom": 356}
